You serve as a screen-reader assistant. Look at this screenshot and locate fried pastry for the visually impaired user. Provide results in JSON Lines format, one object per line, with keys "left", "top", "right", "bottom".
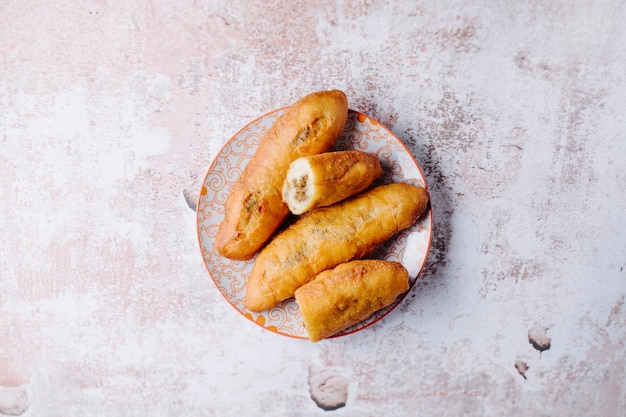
{"left": 295, "top": 260, "right": 409, "bottom": 342}
{"left": 244, "top": 182, "right": 429, "bottom": 311}
{"left": 214, "top": 90, "right": 348, "bottom": 260}
{"left": 282, "top": 150, "right": 382, "bottom": 215}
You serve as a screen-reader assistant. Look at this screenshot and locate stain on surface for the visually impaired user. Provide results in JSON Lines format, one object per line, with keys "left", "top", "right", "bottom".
{"left": 308, "top": 365, "right": 349, "bottom": 411}
{"left": 183, "top": 186, "right": 198, "bottom": 211}
{"left": 183, "top": 174, "right": 203, "bottom": 211}
{"left": 528, "top": 323, "right": 552, "bottom": 352}
{"left": 432, "top": 18, "right": 479, "bottom": 53}
{"left": 514, "top": 360, "right": 529, "bottom": 379}
{"left": 606, "top": 295, "right": 625, "bottom": 327}
{"left": 513, "top": 49, "right": 557, "bottom": 78}
{"left": 413, "top": 141, "right": 453, "bottom": 280}
{"left": 0, "top": 385, "right": 29, "bottom": 416}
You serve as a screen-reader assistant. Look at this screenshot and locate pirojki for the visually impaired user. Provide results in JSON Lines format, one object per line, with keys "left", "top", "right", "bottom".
{"left": 214, "top": 90, "right": 348, "bottom": 260}
{"left": 244, "top": 182, "right": 429, "bottom": 312}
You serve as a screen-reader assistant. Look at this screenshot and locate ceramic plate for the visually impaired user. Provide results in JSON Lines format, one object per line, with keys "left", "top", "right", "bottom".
{"left": 197, "top": 109, "right": 432, "bottom": 340}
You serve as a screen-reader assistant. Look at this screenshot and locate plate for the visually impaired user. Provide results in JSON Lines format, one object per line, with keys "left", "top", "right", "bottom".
{"left": 197, "top": 109, "right": 432, "bottom": 340}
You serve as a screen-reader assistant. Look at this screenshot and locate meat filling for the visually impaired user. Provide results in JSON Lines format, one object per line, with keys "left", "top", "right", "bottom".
{"left": 293, "top": 174, "right": 309, "bottom": 202}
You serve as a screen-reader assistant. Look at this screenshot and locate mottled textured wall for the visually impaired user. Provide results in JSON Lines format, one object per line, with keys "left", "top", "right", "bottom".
{"left": 1, "top": 0, "right": 625, "bottom": 416}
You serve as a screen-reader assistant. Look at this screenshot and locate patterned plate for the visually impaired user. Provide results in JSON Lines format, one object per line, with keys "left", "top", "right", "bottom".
{"left": 197, "top": 109, "right": 432, "bottom": 340}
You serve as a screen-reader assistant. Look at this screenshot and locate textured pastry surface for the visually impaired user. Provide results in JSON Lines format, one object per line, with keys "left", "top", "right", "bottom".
{"left": 282, "top": 150, "right": 383, "bottom": 215}
{"left": 214, "top": 90, "right": 348, "bottom": 260}
{"left": 244, "top": 183, "right": 429, "bottom": 311}
{"left": 295, "top": 260, "right": 410, "bottom": 342}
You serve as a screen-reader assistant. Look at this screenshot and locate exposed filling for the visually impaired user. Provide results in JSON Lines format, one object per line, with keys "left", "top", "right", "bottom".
{"left": 293, "top": 174, "right": 309, "bottom": 202}
{"left": 291, "top": 117, "right": 328, "bottom": 147}
{"left": 237, "top": 191, "right": 260, "bottom": 231}
{"left": 294, "top": 127, "right": 309, "bottom": 145}
{"left": 284, "top": 157, "right": 315, "bottom": 214}
{"left": 244, "top": 192, "right": 259, "bottom": 211}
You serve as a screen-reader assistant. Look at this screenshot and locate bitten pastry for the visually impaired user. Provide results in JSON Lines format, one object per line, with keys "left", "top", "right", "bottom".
{"left": 244, "top": 182, "right": 429, "bottom": 312}
{"left": 295, "top": 260, "right": 409, "bottom": 342}
{"left": 282, "top": 150, "right": 383, "bottom": 215}
{"left": 214, "top": 90, "right": 348, "bottom": 260}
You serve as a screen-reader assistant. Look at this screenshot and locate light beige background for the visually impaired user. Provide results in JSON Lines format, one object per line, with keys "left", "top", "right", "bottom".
{"left": 1, "top": 1, "right": 625, "bottom": 415}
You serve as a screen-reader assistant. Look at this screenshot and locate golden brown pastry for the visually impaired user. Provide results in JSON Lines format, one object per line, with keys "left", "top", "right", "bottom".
{"left": 244, "top": 183, "right": 429, "bottom": 312}
{"left": 295, "top": 260, "right": 409, "bottom": 342}
{"left": 282, "top": 150, "right": 383, "bottom": 215}
{"left": 214, "top": 90, "right": 348, "bottom": 260}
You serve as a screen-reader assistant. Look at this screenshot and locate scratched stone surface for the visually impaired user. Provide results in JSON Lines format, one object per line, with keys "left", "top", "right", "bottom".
{"left": 1, "top": 1, "right": 625, "bottom": 416}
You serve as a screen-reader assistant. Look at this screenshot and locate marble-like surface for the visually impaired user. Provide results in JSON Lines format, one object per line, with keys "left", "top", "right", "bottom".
{"left": 1, "top": 1, "right": 625, "bottom": 415}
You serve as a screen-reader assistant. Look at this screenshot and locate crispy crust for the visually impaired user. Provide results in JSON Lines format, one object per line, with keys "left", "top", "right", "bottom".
{"left": 244, "top": 183, "right": 429, "bottom": 311}
{"left": 295, "top": 260, "right": 409, "bottom": 342}
{"left": 214, "top": 90, "right": 348, "bottom": 260}
{"left": 282, "top": 150, "right": 383, "bottom": 215}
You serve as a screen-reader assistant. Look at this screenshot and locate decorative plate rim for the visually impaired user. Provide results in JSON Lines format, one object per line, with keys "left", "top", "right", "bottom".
{"left": 196, "top": 108, "right": 433, "bottom": 340}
